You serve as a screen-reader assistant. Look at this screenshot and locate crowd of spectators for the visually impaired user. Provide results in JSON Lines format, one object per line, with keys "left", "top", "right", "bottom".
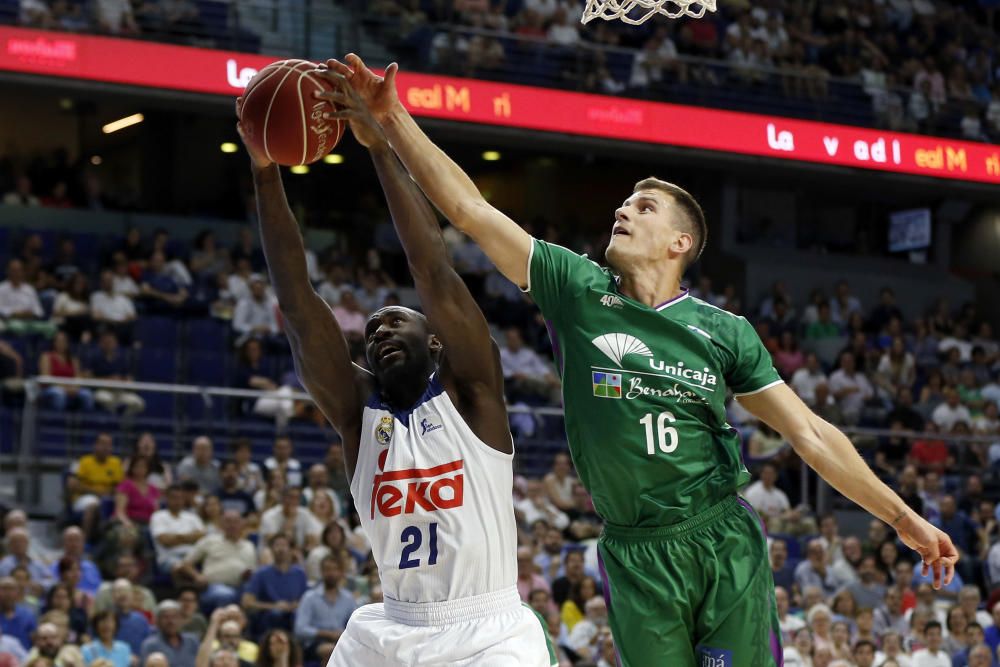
{"left": 366, "top": 0, "right": 1000, "bottom": 142}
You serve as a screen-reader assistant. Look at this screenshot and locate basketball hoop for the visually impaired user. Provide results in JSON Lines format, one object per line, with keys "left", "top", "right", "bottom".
{"left": 581, "top": 0, "right": 717, "bottom": 25}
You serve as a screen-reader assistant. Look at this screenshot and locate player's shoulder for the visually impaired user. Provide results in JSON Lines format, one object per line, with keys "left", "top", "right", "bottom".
{"left": 532, "top": 238, "right": 609, "bottom": 278}
{"left": 685, "top": 296, "right": 754, "bottom": 337}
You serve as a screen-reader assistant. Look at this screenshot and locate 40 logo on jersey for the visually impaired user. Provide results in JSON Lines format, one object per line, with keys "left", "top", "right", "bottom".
{"left": 371, "top": 459, "right": 465, "bottom": 519}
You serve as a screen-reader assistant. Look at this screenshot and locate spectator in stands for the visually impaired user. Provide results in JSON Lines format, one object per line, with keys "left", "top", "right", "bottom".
{"left": 845, "top": 554, "right": 887, "bottom": 610}
{"left": 769, "top": 540, "right": 795, "bottom": 591}
{"left": 225, "top": 439, "right": 261, "bottom": 496}
{"left": 0, "top": 259, "right": 54, "bottom": 337}
{"left": 150, "top": 484, "right": 206, "bottom": 574}
{"left": 566, "top": 596, "right": 607, "bottom": 662}
{"left": 90, "top": 270, "right": 137, "bottom": 342}
{"left": 0, "top": 623, "right": 26, "bottom": 664}
{"left": 330, "top": 290, "right": 366, "bottom": 338}
{"left": 805, "top": 302, "right": 841, "bottom": 341}
{"left": 259, "top": 487, "right": 321, "bottom": 557}
{"left": 109, "top": 254, "right": 139, "bottom": 298}
{"left": 0, "top": 529, "right": 53, "bottom": 594}
{"left": 542, "top": 453, "right": 575, "bottom": 513}
{"left": 39, "top": 332, "right": 94, "bottom": 412}
{"left": 144, "top": 652, "right": 169, "bottom": 667}
{"left": 516, "top": 480, "right": 569, "bottom": 533}
{"left": 790, "top": 352, "right": 827, "bottom": 407}
{"left": 2, "top": 176, "right": 40, "bottom": 207}
{"left": 828, "top": 351, "right": 875, "bottom": 425}
{"left": 92, "top": 556, "right": 153, "bottom": 617}
{"left": 293, "top": 555, "right": 355, "bottom": 663}
{"left": 105, "top": 579, "right": 151, "bottom": 655}
{"left": 174, "top": 510, "right": 256, "bottom": 613}
{"left": 215, "top": 461, "right": 256, "bottom": 521}
{"left": 177, "top": 436, "right": 220, "bottom": 495}
{"left": 887, "top": 387, "right": 925, "bottom": 432}
{"left": 743, "top": 463, "right": 815, "bottom": 536}
{"left": 302, "top": 463, "right": 340, "bottom": 515}
{"left": 501, "top": 327, "right": 560, "bottom": 404}
{"left": 263, "top": 437, "right": 303, "bottom": 488}
{"left": 82, "top": 610, "right": 131, "bottom": 667}
{"left": 932, "top": 387, "right": 973, "bottom": 432}
{"left": 24, "top": 620, "right": 83, "bottom": 666}
{"left": 876, "top": 336, "right": 917, "bottom": 398}
{"left": 65, "top": 433, "right": 121, "bottom": 539}
{"left": 550, "top": 549, "right": 588, "bottom": 608}
{"left": 912, "top": 619, "right": 949, "bottom": 666}
{"left": 86, "top": 330, "right": 145, "bottom": 416}
{"left": 139, "top": 600, "right": 199, "bottom": 667}
{"left": 255, "top": 629, "right": 300, "bottom": 667}
{"left": 96, "top": 0, "right": 138, "bottom": 35}
{"left": 305, "top": 521, "right": 355, "bottom": 584}
{"left": 565, "top": 482, "right": 602, "bottom": 541}
{"left": 241, "top": 534, "right": 307, "bottom": 635}
{"left": 232, "top": 339, "right": 294, "bottom": 425}
{"left": 52, "top": 273, "right": 91, "bottom": 341}
{"left": 112, "top": 456, "right": 160, "bottom": 528}
{"left": 795, "top": 539, "right": 837, "bottom": 597}
{"left": 139, "top": 251, "right": 188, "bottom": 314}
{"left": 231, "top": 275, "right": 278, "bottom": 347}
{"left": 176, "top": 588, "right": 207, "bottom": 637}
{"left": 0, "top": 577, "right": 35, "bottom": 650}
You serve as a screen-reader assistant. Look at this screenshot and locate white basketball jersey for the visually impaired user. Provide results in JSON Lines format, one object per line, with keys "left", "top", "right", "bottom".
{"left": 350, "top": 375, "right": 518, "bottom": 603}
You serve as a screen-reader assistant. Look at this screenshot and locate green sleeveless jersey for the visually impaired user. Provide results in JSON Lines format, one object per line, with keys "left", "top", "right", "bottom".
{"left": 527, "top": 239, "right": 782, "bottom": 528}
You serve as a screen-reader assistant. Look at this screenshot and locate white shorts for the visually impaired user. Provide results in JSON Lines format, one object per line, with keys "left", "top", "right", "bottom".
{"left": 327, "top": 587, "right": 556, "bottom": 667}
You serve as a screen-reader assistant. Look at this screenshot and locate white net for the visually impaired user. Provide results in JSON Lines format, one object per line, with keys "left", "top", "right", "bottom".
{"left": 581, "top": 0, "right": 717, "bottom": 24}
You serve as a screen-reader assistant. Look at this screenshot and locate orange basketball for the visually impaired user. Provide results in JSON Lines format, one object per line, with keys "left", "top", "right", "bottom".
{"left": 239, "top": 59, "right": 344, "bottom": 166}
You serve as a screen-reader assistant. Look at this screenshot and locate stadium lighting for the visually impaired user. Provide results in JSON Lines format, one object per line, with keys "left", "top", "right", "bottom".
{"left": 323, "top": 153, "right": 344, "bottom": 164}
{"left": 101, "top": 113, "right": 144, "bottom": 134}
{"left": 220, "top": 142, "right": 238, "bottom": 153}
{"left": 90, "top": 156, "right": 102, "bottom": 166}
{"left": 482, "top": 151, "right": 501, "bottom": 161}
{"left": 290, "top": 165, "right": 309, "bottom": 174}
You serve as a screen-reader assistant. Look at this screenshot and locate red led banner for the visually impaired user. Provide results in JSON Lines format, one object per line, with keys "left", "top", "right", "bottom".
{"left": 2, "top": 26, "right": 998, "bottom": 184}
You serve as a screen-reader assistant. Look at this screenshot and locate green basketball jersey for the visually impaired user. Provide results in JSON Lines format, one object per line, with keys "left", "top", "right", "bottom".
{"left": 527, "top": 239, "right": 782, "bottom": 528}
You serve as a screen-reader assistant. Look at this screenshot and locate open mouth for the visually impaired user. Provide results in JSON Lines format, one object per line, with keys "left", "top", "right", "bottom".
{"left": 377, "top": 341, "right": 404, "bottom": 362}
{"left": 612, "top": 225, "right": 630, "bottom": 237}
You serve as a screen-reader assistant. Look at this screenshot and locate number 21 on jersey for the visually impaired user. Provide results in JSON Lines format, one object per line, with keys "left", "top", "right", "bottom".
{"left": 639, "top": 411, "right": 678, "bottom": 455}
{"left": 399, "top": 523, "right": 439, "bottom": 569}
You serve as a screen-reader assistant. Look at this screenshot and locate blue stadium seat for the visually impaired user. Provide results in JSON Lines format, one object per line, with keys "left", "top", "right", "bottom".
{"left": 0, "top": 0, "right": 16, "bottom": 25}
{"left": 187, "top": 318, "right": 229, "bottom": 354}
{"left": 197, "top": 0, "right": 230, "bottom": 40}
{"left": 137, "top": 349, "right": 176, "bottom": 383}
{"left": 136, "top": 317, "right": 178, "bottom": 349}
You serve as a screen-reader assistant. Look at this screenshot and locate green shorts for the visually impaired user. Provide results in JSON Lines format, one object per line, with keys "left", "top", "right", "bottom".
{"left": 597, "top": 495, "right": 782, "bottom": 667}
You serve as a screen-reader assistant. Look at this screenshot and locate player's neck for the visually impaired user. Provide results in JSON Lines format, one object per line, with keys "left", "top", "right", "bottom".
{"left": 616, "top": 268, "right": 684, "bottom": 309}
{"left": 379, "top": 375, "right": 430, "bottom": 411}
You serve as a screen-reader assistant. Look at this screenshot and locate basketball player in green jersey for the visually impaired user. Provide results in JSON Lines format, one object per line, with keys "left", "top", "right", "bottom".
{"left": 318, "top": 56, "right": 959, "bottom": 667}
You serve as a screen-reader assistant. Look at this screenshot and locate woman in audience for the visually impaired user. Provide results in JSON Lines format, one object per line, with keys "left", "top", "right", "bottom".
{"left": 561, "top": 576, "right": 598, "bottom": 633}
{"left": 807, "top": 604, "right": 834, "bottom": 652}
{"left": 774, "top": 331, "right": 806, "bottom": 378}
{"left": 81, "top": 610, "right": 131, "bottom": 667}
{"left": 307, "top": 491, "right": 336, "bottom": 528}
{"left": 113, "top": 456, "right": 160, "bottom": 528}
{"left": 306, "top": 521, "right": 357, "bottom": 585}
{"left": 39, "top": 331, "right": 94, "bottom": 411}
{"left": 45, "top": 580, "right": 88, "bottom": 645}
{"left": 124, "top": 432, "right": 172, "bottom": 490}
{"left": 199, "top": 494, "right": 224, "bottom": 536}
{"left": 256, "top": 628, "right": 303, "bottom": 667}
{"left": 232, "top": 438, "right": 263, "bottom": 495}
{"left": 783, "top": 627, "right": 814, "bottom": 667}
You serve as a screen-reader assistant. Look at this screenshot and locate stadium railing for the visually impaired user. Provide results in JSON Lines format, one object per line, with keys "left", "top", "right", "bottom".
{"left": 7, "top": 376, "right": 997, "bottom": 521}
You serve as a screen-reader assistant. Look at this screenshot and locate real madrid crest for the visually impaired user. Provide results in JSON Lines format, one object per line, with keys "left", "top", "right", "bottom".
{"left": 375, "top": 416, "right": 394, "bottom": 446}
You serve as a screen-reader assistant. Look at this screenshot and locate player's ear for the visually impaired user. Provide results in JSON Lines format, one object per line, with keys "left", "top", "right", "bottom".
{"left": 671, "top": 230, "right": 694, "bottom": 257}
{"left": 428, "top": 335, "right": 443, "bottom": 357}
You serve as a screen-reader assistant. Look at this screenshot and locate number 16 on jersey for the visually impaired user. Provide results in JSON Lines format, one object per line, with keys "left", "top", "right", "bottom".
{"left": 640, "top": 411, "right": 678, "bottom": 455}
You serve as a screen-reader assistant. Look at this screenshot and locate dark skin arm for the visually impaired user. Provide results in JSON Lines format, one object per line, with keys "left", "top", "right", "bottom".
{"left": 236, "top": 100, "right": 372, "bottom": 478}
{"left": 317, "top": 68, "right": 511, "bottom": 454}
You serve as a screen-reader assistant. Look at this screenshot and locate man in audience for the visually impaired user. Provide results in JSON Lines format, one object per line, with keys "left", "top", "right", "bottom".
{"left": 0, "top": 577, "right": 35, "bottom": 650}
{"left": 150, "top": 484, "right": 206, "bottom": 573}
{"left": 110, "top": 578, "right": 153, "bottom": 655}
{"left": 139, "top": 250, "right": 188, "bottom": 313}
{"left": 90, "top": 269, "right": 137, "bottom": 340}
{"left": 49, "top": 527, "right": 102, "bottom": 596}
{"left": 231, "top": 274, "right": 278, "bottom": 346}
{"left": 86, "top": 330, "right": 145, "bottom": 415}
{"left": 828, "top": 351, "right": 875, "bottom": 425}
{"left": 240, "top": 534, "right": 307, "bottom": 635}
{"left": 769, "top": 539, "right": 795, "bottom": 590}
{"left": 912, "top": 619, "right": 950, "bottom": 666}
{"left": 66, "top": 433, "right": 122, "bottom": 537}
{"left": 23, "top": 620, "right": 83, "bottom": 666}
{"left": 0, "top": 529, "right": 53, "bottom": 594}
{"left": 516, "top": 480, "right": 569, "bottom": 533}
{"left": 0, "top": 259, "right": 52, "bottom": 336}
{"left": 174, "top": 510, "right": 256, "bottom": 612}
{"left": 500, "top": 326, "right": 560, "bottom": 404}
{"left": 215, "top": 461, "right": 257, "bottom": 520}
{"left": 516, "top": 546, "right": 551, "bottom": 602}
{"left": 258, "top": 487, "right": 321, "bottom": 556}
{"left": 140, "top": 600, "right": 200, "bottom": 667}
{"left": 845, "top": 554, "right": 887, "bottom": 609}
{"left": 176, "top": 436, "right": 220, "bottom": 495}
{"left": 263, "top": 436, "right": 303, "bottom": 488}
{"left": 790, "top": 352, "right": 827, "bottom": 406}
{"left": 94, "top": 554, "right": 156, "bottom": 615}
{"left": 551, "top": 549, "right": 589, "bottom": 607}
{"left": 794, "top": 538, "right": 838, "bottom": 597}
{"left": 293, "top": 555, "right": 357, "bottom": 662}
{"left": 742, "top": 462, "right": 815, "bottom": 535}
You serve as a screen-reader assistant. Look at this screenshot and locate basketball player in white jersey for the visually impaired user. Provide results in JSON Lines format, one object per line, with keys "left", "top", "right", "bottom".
{"left": 237, "top": 79, "right": 556, "bottom": 666}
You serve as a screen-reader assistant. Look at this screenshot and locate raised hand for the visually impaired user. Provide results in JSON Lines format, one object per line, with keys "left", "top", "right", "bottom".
{"left": 235, "top": 97, "right": 273, "bottom": 170}
{"left": 320, "top": 54, "right": 400, "bottom": 123}
{"left": 312, "top": 69, "right": 387, "bottom": 149}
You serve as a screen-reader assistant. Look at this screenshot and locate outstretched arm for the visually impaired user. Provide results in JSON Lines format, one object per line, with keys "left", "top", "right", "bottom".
{"left": 739, "top": 383, "right": 958, "bottom": 588}
{"left": 237, "top": 101, "right": 369, "bottom": 473}
{"left": 321, "top": 72, "right": 511, "bottom": 452}
{"left": 322, "top": 56, "right": 533, "bottom": 288}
